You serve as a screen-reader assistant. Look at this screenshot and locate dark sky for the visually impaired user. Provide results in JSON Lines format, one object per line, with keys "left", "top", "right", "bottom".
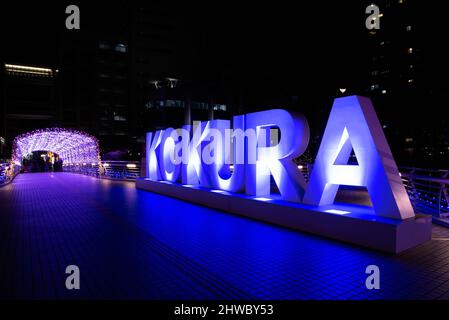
{"left": 2, "top": 0, "right": 449, "bottom": 167}
{"left": 2, "top": 2, "right": 366, "bottom": 81}
{"left": 3, "top": 2, "right": 61, "bottom": 66}
{"left": 199, "top": 2, "right": 368, "bottom": 88}
{"left": 1, "top": 1, "right": 445, "bottom": 97}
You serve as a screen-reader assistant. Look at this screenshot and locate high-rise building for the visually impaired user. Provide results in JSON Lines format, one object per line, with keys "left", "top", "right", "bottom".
{"left": 1, "top": 63, "right": 59, "bottom": 152}
{"left": 365, "top": 0, "right": 419, "bottom": 98}
{"left": 362, "top": 0, "right": 449, "bottom": 167}
{"left": 57, "top": 3, "right": 202, "bottom": 156}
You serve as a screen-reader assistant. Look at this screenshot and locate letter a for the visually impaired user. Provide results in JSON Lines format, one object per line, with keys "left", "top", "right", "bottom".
{"left": 365, "top": 265, "right": 380, "bottom": 290}
{"left": 65, "top": 5, "right": 80, "bottom": 30}
{"left": 303, "top": 96, "right": 414, "bottom": 220}
{"left": 65, "top": 265, "right": 80, "bottom": 290}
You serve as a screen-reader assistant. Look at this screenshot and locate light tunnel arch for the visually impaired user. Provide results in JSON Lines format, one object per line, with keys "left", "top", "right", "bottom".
{"left": 12, "top": 128, "right": 100, "bottom": 165}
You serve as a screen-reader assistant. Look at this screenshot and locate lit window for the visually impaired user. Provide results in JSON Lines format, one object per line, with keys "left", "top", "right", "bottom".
{"left": 381, "top": 89, "right": 387, "bottom": 94}
{"left": 113, "top": 115, "right": 127, "bottom": 121}
{"left": 114, "top": 44, "right": 127, "bottom": 53}
{"left": 213, "top": 104, "right": 227, "bottom": 111}
{"left": 99, "top": 41, "right": 111, "bottom": 50}
{"left": 165, "top": 100, "right": 183, "bottom": 108}
{"left": 406, "top": 25, "right": 412, "bottom": 31}
{"left": 407, "top": 48, "right": 413, "bottom": 54}
{"left": 4, "top": 63, "right": 55, "bottom": 77}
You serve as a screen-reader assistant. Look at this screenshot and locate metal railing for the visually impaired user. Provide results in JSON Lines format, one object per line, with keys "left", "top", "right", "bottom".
{"left": 63, "top": 161, "right": 141, "bottom": 180}
{"left": 297, "top": 163, "right": 449, "bottom": 221}
{"left": 399, "top": 167, "right": 449, "bottom": 219}
{"left": 0, "top": 162, "right": 21, "bottom": 186}
{"left": 26, "top": 157, "right": 449, "bottom": 225}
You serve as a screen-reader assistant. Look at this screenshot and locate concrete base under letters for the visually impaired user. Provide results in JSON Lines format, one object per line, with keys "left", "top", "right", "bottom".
{"left": 136, "top": 178, "right": 432, "bottom": 254}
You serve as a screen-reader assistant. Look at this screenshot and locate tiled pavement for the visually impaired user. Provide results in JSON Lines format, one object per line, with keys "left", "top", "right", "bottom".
{"left": 1, "top": 172, "right": 449, "bottom": 300}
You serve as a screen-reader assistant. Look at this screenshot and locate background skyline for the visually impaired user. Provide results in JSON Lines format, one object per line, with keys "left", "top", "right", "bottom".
{"left": 1, "top": 0, "right": 448, "bottom": 168}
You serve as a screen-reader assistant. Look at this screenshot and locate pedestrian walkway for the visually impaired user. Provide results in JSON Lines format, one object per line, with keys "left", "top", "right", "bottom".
{"left": 1, "top": 172, "right": 449, "bottom": 299}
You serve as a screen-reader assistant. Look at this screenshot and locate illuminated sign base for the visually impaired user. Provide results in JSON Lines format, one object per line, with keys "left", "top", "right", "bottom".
{"left": 136, "top": 178, "right": 431, "bottom": 254}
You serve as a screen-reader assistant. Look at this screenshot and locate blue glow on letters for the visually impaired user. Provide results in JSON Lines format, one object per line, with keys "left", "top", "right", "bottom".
{"left": 145, "top": 96, "right": 414, "bottom": 220}
{"left": 207, "top": 116, "right": 245, "bottom": 192}
{"left": 245, "top": 109, "right": 309, "bottom": 201}
{"left": 303, "top": 96, "right": 414, "bottom": 220}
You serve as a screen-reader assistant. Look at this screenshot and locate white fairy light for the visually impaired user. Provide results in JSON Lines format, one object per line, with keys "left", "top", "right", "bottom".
{"left": 12, "top": 128, "right": 100, "bottom": 165}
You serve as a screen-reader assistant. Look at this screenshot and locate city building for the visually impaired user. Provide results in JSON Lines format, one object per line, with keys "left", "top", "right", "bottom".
{"left": 1, "top": 63, "right": 59, "bottom": 157}
{"left": 363, "top": 0, "right": 449, "bottom": 168}
{"left": 57, "top": 3, "right": 201, "bottom": 157}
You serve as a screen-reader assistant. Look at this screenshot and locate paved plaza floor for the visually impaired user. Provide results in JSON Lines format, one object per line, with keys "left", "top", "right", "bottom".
{"left": 1, "top": 173, "right": 449, "bottom": 299}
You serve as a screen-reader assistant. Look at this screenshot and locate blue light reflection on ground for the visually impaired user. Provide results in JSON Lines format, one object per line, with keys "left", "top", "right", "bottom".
{"left": 1, "top": 173, "right": 449, "bottom": 299}
{"left": 101, "top": 179, "right": 443, "bottom": 299}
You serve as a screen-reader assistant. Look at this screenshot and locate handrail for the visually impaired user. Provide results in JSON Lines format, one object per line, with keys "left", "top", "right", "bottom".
{"left": 63, "top": 160, "right": 141, "bottom": 180}
{"left": 398, "top": 166, "right": 449, "bottom": 219}
{"left": 0, "top": 162, "right": 21, "bottom": 186}
{"left": 298, "top": 163, "right": 449, "bottom": 222}
{"left": 52, "top": 160, "right": 449, "bottom": 225}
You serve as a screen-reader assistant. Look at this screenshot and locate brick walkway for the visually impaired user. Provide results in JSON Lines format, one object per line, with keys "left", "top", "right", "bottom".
{"left": 1, "top": 172, "right": 449, "bottom": 299}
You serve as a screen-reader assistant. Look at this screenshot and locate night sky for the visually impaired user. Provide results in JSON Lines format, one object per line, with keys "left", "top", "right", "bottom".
{"left": 2, "top": 2, "right": 368, "bottom": 89}
{"left": 3, "top": 1, "right": 444, "bottom": 95}
{"left": 2, "top": 1, "right": 449, "bottom": 167}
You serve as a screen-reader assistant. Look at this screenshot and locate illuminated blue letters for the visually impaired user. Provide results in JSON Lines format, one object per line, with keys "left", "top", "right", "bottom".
{"left": 303, "top": 96, "right": 414, "bottom": 219}
{"left": 207, "top": 116, "right": 246, "bottom": 192}
{"left": 159, "top": 128, "right": 181, "bottom": 182}
{"left": 245, "top": 109, "right": 309, "bottom": 202}
{"left": 146, "top": 131, "right": 163, "bottom": 181}
{"left": 145, "top": 95, "right": 414, "bottom": 220}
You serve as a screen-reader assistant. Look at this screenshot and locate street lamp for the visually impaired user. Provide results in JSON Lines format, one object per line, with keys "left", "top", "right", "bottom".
{"left": 150, "top": 80, "right": 162, "bottom": 89}
{"left": 166, "top": 77, "right": 179, "bottom": 88}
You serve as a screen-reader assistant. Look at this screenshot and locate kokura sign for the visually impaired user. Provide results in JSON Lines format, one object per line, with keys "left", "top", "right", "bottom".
{"left": 145, "top": 95, "right": 414, "bottom": 221}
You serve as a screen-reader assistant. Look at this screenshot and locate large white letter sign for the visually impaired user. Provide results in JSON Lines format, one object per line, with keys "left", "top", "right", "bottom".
{"left": 245, "top": 109, "right": 310, "bottom": 202}
{"left": 159, "top": 128, "right": 181, "bottom": 182}
{"left": 146, "top": 131, "right": 163, "bottom": 180}
{"left": 303, "top": 96, "right": 414, "bottom": 220}
{"left": 139, "top": 99, "right": 432, "bottom": 253}
{"left": 181, "top": 122, "right": 211, "bottom": 186}
{"left": 207, "top": 116, "right": 245, "bottom": 192}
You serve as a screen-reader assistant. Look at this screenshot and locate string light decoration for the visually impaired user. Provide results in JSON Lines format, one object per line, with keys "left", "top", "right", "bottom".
{"left": 12, "top": 128, "right": 100, "bottom": 165}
